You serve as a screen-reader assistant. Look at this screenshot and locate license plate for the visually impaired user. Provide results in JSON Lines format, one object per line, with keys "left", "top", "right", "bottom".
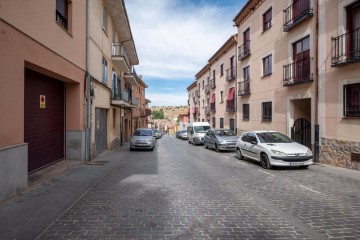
{"left": 290, "top": 162, "right": 304, "bottom": 166}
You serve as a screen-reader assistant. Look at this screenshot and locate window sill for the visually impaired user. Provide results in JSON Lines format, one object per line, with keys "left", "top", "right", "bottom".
{"left": 262, "top": 73, "right": 272, "bottom": 78}
{"left": 56, "top": 21, "right": 73, "bottom": 37}
{"left": 261, "top": 119, "right": 272, "bottom": 123}
{"left": 342, "top": 117, "right": 360, "bottom": 119}
{"left": 261, "top": 26, "right": 272, "bottom": 34}
{"left": 242, "top": 118, "right": 249, "bottom": 121}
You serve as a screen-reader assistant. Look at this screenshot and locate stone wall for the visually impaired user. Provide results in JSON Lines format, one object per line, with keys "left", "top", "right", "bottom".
{"left": 320, "top": 138, "right": 360, "bottom": 170}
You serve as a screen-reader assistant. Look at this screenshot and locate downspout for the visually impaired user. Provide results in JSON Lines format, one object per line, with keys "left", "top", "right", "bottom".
{"left": 314, "top": 0, "right": 320, "bottom": 162}
{"left": 85, "top": 0, "right": 92, "bottom": 161}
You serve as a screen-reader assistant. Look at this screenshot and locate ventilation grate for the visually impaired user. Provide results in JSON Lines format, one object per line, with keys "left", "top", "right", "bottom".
{"left": 351, "top": 152, "right": 360, "bottom": 162}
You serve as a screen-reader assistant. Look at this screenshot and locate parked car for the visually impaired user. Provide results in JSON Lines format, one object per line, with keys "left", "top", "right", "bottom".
{"left": 130, "top": 128, "right": 156, "bottom": 151}
{"left": 187, "top": 122, "right": 211, "bottom": 145}
{"left": 176, "top": 131, "right": 181, "bottom": 138}
{"left": 179, "top": 130, "right": 188, "bottom": 140}
{"left": 152, "top": 129, "right": 162, "bottom": 139}
{"left": 235, "top": 130, "right": 313, "bottom": 169}
{"left": 204, "top": 129, "right": 238, "bottom": 152}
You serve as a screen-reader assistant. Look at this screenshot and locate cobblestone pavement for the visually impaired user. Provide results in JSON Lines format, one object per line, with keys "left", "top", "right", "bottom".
{"left": 36, "top": 135, "right": 360, "bottom": 240}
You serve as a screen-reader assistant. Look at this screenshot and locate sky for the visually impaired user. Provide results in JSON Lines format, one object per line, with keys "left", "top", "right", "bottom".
{"left": 125, "top": 0, "right": 246, "bottom": 107}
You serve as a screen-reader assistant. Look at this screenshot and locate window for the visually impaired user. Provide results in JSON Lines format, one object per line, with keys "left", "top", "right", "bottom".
{"left": 220, "top": 91, "right": 224, "bottom": 103}
{"left": 213, "top": 70, "right": 216, "bottom": 79}
{"left": 344, "top": 83, "right": 360, "bottom": 117}
{"left": 202, "top": 99, "right": 204, "bottom": 109}
{"left": 56, "top": 0, "right": 68, "bottom": 30}
{"left": 102, "top": 57, "right": 108, "bottom": 83}
{"left": 220, "top": 64, "right": 224, "bottom": 76}
{"left": 244, "top": 28, "right": 250, "bottom": 52}
{"left": 263, "top": 8, "right": 272, "bottom": 32}
{"left": 243, "top": 66, "right": 250, "bottom": 80}
{"left": 220, "top": 118, "right": 224, "bottom": 128}
{"left": 293, "top": 36, "right": 310, "bottom": 82}
{"left": 263, "top": 54, "right": 272, "bottom": 76}
{"left": 103, "top": 7, "right": 108, "bottom": 33}
{"left": 243, "top": 104, "right": 250, "bottom": 120}
{"left": 262, "top": 101, "right": 272, "bottom": 122}
{"left": 212, "top": 117, "right": 216, "bottom": 128}
{"left": 202, "top": 80, "right": 204, "bottom": 89}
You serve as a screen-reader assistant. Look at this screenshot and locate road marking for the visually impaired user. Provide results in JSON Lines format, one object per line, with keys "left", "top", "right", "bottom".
{"left": 258, "top": 170, "right": 274, "bottom": 176}
{"left": 298, "top": 185, "right": 321, "bottom": 194}
{"left": 222, "top": 156, "right": 229, "bottom": 159}
{"left": 237, "top": 161, "right": 248, "bottom": 166}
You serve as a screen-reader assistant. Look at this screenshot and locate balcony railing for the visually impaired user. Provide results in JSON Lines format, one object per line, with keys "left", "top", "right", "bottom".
{"left": 238, "top": 40, "right": 251, "bottom": 60}
{"left": 145, "top": 109, "right": 152, "bottom": 117}
{"left": 205, "top": 106, "right": 210, "bottom": 115}
{"left": 210, "top": 103, "right": 216, "bottom": 112}
{"left": 283, "top": 0, "right": 313, "bottom": 32}
{"left": 238, "top": 79, "right": 251, "bottom": 96}
{"left": 283, "top": 57, "right": 313, "bottom": 86}
{"left": 226, "top": 101, "right": 235, "bottom": 112}
{"left": 209, "top": 78, "right": 216, "bottom": 89}
{"left": 226, "top": 67, "right": 236, "bottom": 81}
{"left": 111, "top": 43, "right": 130, "bottom": 72}
{"left": 205, "top": 84, "right": 210, "bottom": 94}
{"left": 331, "top": 28, "right": 360, "bottom": 67}
{"left": 195, "top": 90, "right": 200, "bottom": 97}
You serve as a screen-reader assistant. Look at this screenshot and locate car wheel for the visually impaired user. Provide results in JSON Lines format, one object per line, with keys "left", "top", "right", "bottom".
{"left": 260, "top": 153, "right": 272, "bottom": 169}
{"left": 215, "top": 143, "right": 220, "bottom": 152}
{"left": 204, "top": 142, "right": 208, "bottom": 149}
{"left": 236, "top": 148, "right": 243, "bottom": 160}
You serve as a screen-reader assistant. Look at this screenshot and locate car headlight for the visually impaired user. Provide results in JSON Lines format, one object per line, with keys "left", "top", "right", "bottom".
{"left": 306, "top": 148, "right": 313, "bottom": 156}
{"left": 148, "top": 139, "right": 153, "bottom": 143}
{"left": 219, "top": 140, "right": 226, "bottom": 144}
{"left": 271, "top": 149, "right": 287, "bottom": 155}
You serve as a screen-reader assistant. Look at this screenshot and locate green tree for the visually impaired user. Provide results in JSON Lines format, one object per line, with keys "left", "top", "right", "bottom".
{"left": 152, "top": 109, "right": 164, "bottom": 119}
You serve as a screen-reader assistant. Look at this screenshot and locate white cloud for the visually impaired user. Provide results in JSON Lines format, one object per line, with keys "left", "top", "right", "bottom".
{"left": 126, "top": 0, "right": 238, "bottom": 80}
{"left": 146, "top": 92, "right": 188, "bottom": 107}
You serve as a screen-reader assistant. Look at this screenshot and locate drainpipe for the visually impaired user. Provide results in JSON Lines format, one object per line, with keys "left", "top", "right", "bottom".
{"left": 314, "top": 0, "right": 320, "bottom": 162}
{"left": 85, "top": 0, "right": 92, "bottom": 161}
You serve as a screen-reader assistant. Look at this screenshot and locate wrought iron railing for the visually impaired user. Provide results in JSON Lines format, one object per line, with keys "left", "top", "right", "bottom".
{"left": 205, "top": 85, "right": 210, "bottom": 94}
{"left": 283, "top": 0, "right": 313, "bottom": 32}
{"left": 238, "top": 40, "right": 251, "bottom": 60}
{"left": 332, "top": 28, "right": 360, "bottom": 67}
{"left": 210, "top": 103, "right": 216, "bottom": 112}
{"left": 283, "top": 56, "right": 313, "bottom": 86}
{"left": 238, "top": 79, "right": 250, "bottom": 96}
{"left": 195, "top": 90, "right": 200, "bottom": 97}
{"left": 205, "top": 106, "right": 210, "bottom": 115}
{"left": 226, "top": 67, "right": 236, "bottom": 81}
{"left": 226, "top": 100, "right": 235, "bottom": 112}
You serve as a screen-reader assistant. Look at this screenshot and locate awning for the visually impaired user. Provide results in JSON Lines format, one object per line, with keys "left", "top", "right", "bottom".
{"left": 211, "top": 94, "right": 215, "bottom": 104}
{"left": 227, "top": 87, "right": 235, "bottom": 101}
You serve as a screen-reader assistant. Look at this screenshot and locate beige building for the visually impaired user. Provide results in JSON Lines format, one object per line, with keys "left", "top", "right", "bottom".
{"left": 88, "top": 0, "right": 148, "bottom": 156}
{"left": 234, "top": 0, "right": 316, "bottom": 152}
{"left": 0, "top": 1, "right": 87, "bottom": 201}
{"left": 318, "top": 0, "right": 360, "bottom": 170}
{"left": 187, "top": 81, "right": 198, "bottom": 123}
{"left": 131, "top": 75, "right": 151, "bottom": 133}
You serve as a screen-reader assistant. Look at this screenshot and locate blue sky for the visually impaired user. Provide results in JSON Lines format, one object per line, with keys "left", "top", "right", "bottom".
{"left": 126, "top": 0, "right": 246, "bottom": 107}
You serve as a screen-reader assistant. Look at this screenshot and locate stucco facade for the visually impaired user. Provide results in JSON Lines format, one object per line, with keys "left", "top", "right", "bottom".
{"left": 187, "top": 81, "right": 198, "bottom": 123}
{"left": 0, "top": 0, "right": 86, "bottom": 201}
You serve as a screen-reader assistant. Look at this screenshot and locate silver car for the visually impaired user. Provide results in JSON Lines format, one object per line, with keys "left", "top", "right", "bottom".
{"left": 152, "top": 129, "right": 162, "bottom": 139}
{"left": 204, "top": 129, "right": 238, "bottom": 152}
{"left": 130, "top": 128, "right": 156, "bottom": 151}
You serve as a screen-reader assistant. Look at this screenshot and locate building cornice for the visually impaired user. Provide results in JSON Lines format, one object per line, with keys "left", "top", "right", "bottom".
{"left": 195, "top": 64, "right": 210, "bottom": 79}
{"left": 233, "top": 0, "right": 265, "bottom": 27}
{"left": 186, "top": 81, "right": 197, "bottom": 90}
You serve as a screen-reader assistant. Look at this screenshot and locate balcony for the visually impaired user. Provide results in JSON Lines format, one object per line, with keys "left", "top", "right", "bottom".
{"left": 145, "top": 109, "right": 152, "bottom": 117}
{"left": 210, "top": 103, "right": 216, "bottom": 112}
{"left": 205, "top": 106, "right": 210, "bottom": 115}
{"left": 331, "top": 28, "right": 360, "bottom": 67}
{"left": 226, "top": 67, "right": 236, "bottom": 81}
{"left": 238, "top": 79, "right": 251, "bottom": 96}
{"left": 283, "top": 57, "right": 313, "bottom": 86}
{"left": 195, "top": 90, "right": 200, "bottom": 97}
{"left": 209, "top": 78, "right": 216, "bottom": 89}
{"left": 131, "top": 96, "right": 138, "bottom": 107}
{"left": 111, "top": 89, "right": 136, "bottom": 108}
{"left": 112, "top": 43, "right": 131, "bottom": 72}
{"left": 283, "top": 0, "right": 313, "bottom": 32}
{"left": 205, "top": 84, "right": 210, "bottom": 94}
{"left": 124, "top": 67, "right": 138, "bottom": 86}
{"left": 238, "top": 40, "right": 251, "bottom": 60}
{"left": 226, "top": 101, "right": 235, "bottom": 112}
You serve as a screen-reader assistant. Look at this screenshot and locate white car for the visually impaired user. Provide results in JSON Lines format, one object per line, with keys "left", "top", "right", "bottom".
{"left": 235, "top": 130, "right": 313, "bottom": 169}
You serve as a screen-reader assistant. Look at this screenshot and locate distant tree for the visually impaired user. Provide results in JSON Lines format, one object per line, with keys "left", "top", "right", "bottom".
{"left": 152, "top": 109, "right": 164, "bottom": 119}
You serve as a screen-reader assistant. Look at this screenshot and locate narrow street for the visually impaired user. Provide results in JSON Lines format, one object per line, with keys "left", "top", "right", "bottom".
{"left": 1, "top": 135, "right": 360, "bottom": 240}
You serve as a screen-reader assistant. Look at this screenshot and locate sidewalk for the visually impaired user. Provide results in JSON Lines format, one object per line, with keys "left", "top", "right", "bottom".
{"left": 0, "top": 143, "right": 131, "bottom": 240}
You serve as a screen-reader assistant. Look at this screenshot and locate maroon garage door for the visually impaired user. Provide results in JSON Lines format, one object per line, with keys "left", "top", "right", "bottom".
{"left": 24, "top": 69, "right": 65, "bottom": 173}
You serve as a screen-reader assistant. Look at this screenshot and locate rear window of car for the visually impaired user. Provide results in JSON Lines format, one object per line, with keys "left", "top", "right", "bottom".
{"left": 134, "top": 129, "right": 153, "bottom": 136}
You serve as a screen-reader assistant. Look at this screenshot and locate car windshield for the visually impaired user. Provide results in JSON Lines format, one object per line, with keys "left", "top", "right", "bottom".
{"left": 215, "top": 130, "right": 236, "bottom": 136}
{"left": 257, "top": 132, "right": 293, "bottom": 143}
{"left": 194, "top": 126, "right": 211, "bottom": 133}
{"left": 133, "top": 129, "right": 153, "bottom": 136}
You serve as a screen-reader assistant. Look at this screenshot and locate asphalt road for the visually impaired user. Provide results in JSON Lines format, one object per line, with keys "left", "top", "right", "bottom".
{"left": 1, "top": 135, "right": 360, "bottom": 239}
